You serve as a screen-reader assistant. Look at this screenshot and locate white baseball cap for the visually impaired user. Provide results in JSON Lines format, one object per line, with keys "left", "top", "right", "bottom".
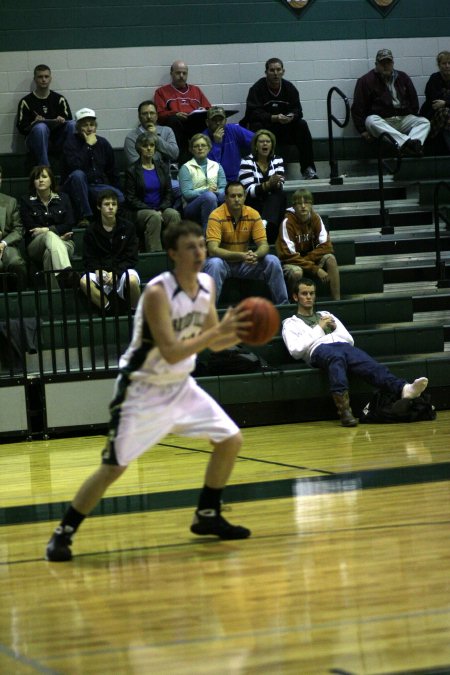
{"left": 75, "top": 107, "right": 96, "bottom": 121}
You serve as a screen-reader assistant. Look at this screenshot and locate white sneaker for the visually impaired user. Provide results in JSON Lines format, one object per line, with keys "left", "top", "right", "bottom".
{"left": 302, "top": 167, "right": 318, "bottom": 180}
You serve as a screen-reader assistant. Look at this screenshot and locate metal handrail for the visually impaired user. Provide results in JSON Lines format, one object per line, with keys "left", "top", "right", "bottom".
{"left": 433, "top": 181, "right": 450, "bottom": 288}
{"left": 376, "top": 131, "right": 402, "bottom": 235}
{"left": 326, "top": 87, "right": 350, "bottom": 185}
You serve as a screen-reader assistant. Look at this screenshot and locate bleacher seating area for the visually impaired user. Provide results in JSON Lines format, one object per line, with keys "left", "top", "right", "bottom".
{"left": 1, "top": 144, "right": 450, "bottom": 438}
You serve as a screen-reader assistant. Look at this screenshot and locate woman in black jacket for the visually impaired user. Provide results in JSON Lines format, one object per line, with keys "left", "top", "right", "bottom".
{"left": 125, "top": 131, "right": 180, "bottom": 251}
{"left": 20, "top": 165, "right": 78, "bottom": 288}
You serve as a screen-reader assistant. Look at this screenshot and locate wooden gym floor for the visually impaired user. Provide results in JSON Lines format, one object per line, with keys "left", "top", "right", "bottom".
{"left": 1, "top": 412, "right": 450, "bottom": 674}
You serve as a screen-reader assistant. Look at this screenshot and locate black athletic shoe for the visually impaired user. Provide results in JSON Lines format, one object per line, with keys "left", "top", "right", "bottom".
{"left": 45, "top": 526, "right": 74, "bottom": 561}
{"left": 190, "top": 509, "right": 251, "bottom": 540}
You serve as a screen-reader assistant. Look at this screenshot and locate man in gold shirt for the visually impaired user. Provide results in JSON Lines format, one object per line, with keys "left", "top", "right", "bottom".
{"left": 203, "top": 181, "right": 288, "bottom": 305}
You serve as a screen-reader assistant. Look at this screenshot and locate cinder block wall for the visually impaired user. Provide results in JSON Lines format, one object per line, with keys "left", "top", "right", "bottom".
{"left": 0, "top": 0, "right": 449, "bottom": 155}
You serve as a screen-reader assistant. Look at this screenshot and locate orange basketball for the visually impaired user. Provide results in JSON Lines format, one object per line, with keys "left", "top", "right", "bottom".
{"left": 237, "top": 296, "right": 280, "bottom": 346}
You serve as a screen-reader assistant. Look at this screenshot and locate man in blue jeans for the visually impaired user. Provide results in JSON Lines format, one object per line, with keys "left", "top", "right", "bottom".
{"left": 282, "top": 278, "right": 428, "bottom": 426}
{"left": 203, "top": 181, "right": 288, "bottom": 306}
{"left": 16, "top": 64, "right": 75, "bottom": 166}
{"left": 61, "top": 108, "right": 124, "bottom": 226}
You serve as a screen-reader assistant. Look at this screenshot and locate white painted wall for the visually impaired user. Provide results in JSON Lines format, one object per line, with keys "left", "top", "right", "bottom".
{"left": 0, "top": 36, "right": 448, "bottom": 155}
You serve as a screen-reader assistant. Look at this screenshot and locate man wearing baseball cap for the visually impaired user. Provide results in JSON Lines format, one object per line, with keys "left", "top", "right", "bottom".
{"left": 61, "top": 108, "right": 124, "bottom": 226}
{"left": 204, "top": 106, "right": 254, "bottom": 182}
{"left": 351, "top": 48, "right": 430, "bottom": 157}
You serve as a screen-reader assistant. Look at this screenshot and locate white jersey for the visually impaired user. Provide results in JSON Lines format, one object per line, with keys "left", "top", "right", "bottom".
{"left": 119, "top": 270, "right": 213, "bottom": 385}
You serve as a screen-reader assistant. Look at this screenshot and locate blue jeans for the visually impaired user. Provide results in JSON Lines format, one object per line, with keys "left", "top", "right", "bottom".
{"left": 203, "top": 255, "right": 289, "bottom": 305}
{"left": 63, "top": 170, "right": 124, "bottom": 220}
{"left": 26, "top": 120, "right": 76, "bottom": 166}
{"left": 310, "top": 342, "right": 406, "bottom": 395}
{"left": 183, "top": 192, "right": 224, "bottom": 231}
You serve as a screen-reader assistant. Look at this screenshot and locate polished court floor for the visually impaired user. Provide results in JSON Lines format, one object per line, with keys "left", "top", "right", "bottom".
{"left": 1, "top": 412, "right": 450, "bottom": 674}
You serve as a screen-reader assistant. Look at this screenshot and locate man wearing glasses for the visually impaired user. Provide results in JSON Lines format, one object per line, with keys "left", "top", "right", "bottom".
{"left": 124, "top": 100, "right": 179, "bottom": 168}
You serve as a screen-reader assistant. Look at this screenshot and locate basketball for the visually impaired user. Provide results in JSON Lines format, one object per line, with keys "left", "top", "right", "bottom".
{"left": 237, "top": 296, "right": 281, "bottom": 346}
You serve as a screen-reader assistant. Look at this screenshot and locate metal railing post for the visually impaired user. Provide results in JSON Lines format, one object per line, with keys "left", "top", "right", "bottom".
{"left": 376, "top": 132, "right": 401, "bottom": 235}
{"left": 326, "top": 87, "right": 350, "bottom": 185}
{"left": 433, "top": 181, "right": 450, "bottom": 288}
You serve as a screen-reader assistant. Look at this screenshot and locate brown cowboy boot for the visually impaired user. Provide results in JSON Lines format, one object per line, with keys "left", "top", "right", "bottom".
{"left": 332, "top": 391, "right": 358, "bottom": 427}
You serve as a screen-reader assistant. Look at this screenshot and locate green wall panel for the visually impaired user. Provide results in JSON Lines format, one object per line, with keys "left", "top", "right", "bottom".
{"left": 0, "top": 0, "right": 449, "bottom": 52}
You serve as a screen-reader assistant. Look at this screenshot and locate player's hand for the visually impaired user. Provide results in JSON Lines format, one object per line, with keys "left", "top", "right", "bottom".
{"left": 432, "top": 99, "right": 446, "bottom": 110}
{"left": 55, "top": 116, "right": 66, "bottom": 124}
{"left": 61, "top": 232, "right": 73, "bottom": 240}
{"left": 211, "top": 305, "right": 252, "bottom": 349}
{"left": 176, "top": 112, "right": 188, "bottom": 119}
{"left": 361, "top": 131, "right": 373, "bottom": 142}
{"left": 0, "top": 241, "right": 6, "bottom": 260}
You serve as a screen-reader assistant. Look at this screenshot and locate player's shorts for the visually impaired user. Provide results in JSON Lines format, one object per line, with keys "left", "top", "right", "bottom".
{"left": 102, "top": 374, "right": 239, "bottom": 466}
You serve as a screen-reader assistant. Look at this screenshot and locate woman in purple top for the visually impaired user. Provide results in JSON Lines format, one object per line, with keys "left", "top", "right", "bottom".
{"left": 125, "top": 132, "right": 180, "bottom": 252}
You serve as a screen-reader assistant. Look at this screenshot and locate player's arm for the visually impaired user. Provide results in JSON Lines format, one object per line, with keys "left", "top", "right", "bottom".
{"left": 143, "top": 283, "right": 249, "bottom": 363}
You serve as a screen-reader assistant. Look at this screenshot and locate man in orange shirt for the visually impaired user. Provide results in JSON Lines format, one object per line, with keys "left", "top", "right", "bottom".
{"left": 203, "top": 181, "right": 288, "bottom": 305}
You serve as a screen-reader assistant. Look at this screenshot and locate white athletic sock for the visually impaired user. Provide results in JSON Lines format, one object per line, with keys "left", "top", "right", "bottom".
{"left": 402, "top": 377, "right": 428, "bottom": 399}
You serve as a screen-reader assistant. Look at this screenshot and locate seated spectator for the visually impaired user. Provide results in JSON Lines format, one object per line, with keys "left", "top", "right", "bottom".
{"left": 239, "top": 129, "right": 286, "bottom": 243}
{"left": 203, "top": 181, "right": 288, "bottom": 305}
{"left": 0, "top": 166, "right": 27, "bottom": 290}
{"left": 179, "top": 133, "right": 226, "bottom": 231}
{"left": 123, "top": 100, "right": 179, "bottom": 168}
{"left": 351, "top": 49, "right": 430, "bottom": 157}
{"left": 61, "top": 108, "right": 124, "bottom": 226}
{"left": 276, "top": 189, "right": 340, "bottom": 300}
{"left": 81, "top": 191, "right": 140, "bottom": 312}
{"left": 420, "top": 51, "right": 450, "bottom": 153}
{"left": 125, "top": 132, "right": 181, "bottom": 252}
{"left": 154, "top": 60, "right": 211, "bottom": 162}
{"left": 20, "top": 166, "right": 78, "bottom": 289}
{"left": 243, "top": 58, "right": 317, "bottom": 179}
{"left": 204, "top": 106, "right": 254, "bottom": 182}
{"left": 16, "top": 64, "right": 75, "bottom": 167}
{"left": 282, "top": 278, "right": 429, "bottom": 427}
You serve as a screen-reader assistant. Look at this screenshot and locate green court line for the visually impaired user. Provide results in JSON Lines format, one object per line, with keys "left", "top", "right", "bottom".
{"left": 2, "top": 461, "right": 450, "bottom": 527}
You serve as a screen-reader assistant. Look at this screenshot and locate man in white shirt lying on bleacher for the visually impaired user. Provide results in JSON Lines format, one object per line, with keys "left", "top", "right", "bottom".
{"left": 282, "top": 277, "right": 428, "bottom": 427}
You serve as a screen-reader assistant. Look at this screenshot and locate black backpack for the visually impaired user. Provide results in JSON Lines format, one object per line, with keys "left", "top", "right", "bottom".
{"left": 195, "top": 345, "right": 269, "bottom": 376}
{"left": 359, "top": 390, "right": 436, "bottom": 424}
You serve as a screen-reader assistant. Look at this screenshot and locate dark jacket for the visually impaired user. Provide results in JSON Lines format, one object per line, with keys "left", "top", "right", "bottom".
{"left": 19, "top": 192, "right": 75, "bottom": 247}
{"left": 351, "top": 69, "right": 419, "bottom": 134}
{"left": 82, "top": 216, "right": 138, "bottom": 277}
{"left": 0, "top": 193, "right": 24, "bottom": 246}
{"left": 61, "top": 133, "right": 120, "bottom": 187}
{"left": 244, "top": 77, "right": 303, "bottom": 128}
{"left": 125, "top": 159, "right": 173, "bottom": 212}
{"left": 16, "top": 90, "right": 72, "bottom": 136}
{"left": 420, "top": 71, "right": 450, "bottom": 119}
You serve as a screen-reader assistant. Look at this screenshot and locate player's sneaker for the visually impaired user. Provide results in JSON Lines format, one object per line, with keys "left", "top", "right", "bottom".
{"left": 45, "top": 525, "right": 74, "bottom": 561}
{"left": 190, "top": 509, "right": 251, "bottom": 540}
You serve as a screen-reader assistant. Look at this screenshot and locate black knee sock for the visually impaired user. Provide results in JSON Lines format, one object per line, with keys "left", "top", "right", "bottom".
{"left": 61, "top": 505, "right": 85, "bottom": 533}
{"left": 197, "top": 485, "right": 223, "bottom": 513}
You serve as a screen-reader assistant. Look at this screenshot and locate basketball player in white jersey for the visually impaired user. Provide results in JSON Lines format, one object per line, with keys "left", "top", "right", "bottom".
{"left": 46, "top": 220, "right": 252, "bottom": 562}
